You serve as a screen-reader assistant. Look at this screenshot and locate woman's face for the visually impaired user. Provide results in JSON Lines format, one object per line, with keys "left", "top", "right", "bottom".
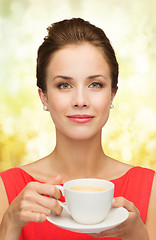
{"left": 39, "top": 43, "right": 116, "bottom": 140}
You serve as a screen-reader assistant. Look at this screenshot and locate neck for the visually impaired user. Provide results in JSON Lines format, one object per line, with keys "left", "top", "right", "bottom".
{"left": 50, "top": 131, "right": 108, "bottom": 179}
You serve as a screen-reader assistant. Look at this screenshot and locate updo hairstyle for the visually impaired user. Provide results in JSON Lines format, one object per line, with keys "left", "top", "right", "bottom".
{"left": 36, "top": 18, "right": 119, "bottom": 93}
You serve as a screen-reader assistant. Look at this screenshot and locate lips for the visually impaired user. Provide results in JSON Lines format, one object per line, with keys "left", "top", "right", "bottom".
{"left": 67, "top": 115, "right": 94, "bottom": 123}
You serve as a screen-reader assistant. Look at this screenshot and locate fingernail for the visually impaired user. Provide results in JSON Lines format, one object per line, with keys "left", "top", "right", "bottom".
{"left": 112, "top": 198, "right": 116, "bottom": 203}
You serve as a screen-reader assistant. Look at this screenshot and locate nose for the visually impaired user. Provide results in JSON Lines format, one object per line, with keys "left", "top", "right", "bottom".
{"left": 72, "top": 87, "right": 89, "bottom": 109}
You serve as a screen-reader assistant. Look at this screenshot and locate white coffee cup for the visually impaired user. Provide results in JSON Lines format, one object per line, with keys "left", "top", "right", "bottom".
{"left": 56, "top": 178, "right": 114, "bottom": 225}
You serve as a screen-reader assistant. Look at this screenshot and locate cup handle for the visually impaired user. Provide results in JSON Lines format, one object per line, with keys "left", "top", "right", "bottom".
{"left": 54, "top": 185, "right": 70, "bottom": 214}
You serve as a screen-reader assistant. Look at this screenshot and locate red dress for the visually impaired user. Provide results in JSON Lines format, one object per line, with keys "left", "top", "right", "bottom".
{"left": 0, "top": 167, "right": 154, "bottom": 240}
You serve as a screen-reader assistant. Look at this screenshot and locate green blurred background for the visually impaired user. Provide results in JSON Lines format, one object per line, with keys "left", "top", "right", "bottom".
{"left": 0, "top": 0, "right": 156, "bottom": 172}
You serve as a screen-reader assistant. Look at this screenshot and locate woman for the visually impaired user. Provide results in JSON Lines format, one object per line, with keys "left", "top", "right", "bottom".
{"left": 0, "top": 18, "right": 155, "bottom": 240}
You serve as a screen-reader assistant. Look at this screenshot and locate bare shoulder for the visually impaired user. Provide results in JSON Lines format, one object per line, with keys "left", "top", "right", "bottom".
{"left": 106, "top": 157, "right": 133, "bottom": 180}
{"left": 20, "top": 155, "right": 57, "bottom": 182}
{"left": 0, "top": 176, "right": 9, "bottom": 223}
{"left": 145, "top": 172, "right": 156, "bottom": 239}
{"left": 21, "top": 156, "right": 48, "bottom": 174}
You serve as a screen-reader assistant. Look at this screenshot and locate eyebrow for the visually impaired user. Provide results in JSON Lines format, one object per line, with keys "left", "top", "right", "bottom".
{"left": 87, "top": 74, "right": 107, "bottom": 80}
{"left": 54, "top": 75, "right": 72, "bottom": 80}
{"left": 54, "top": 74, "right": 107, "bottom": 81}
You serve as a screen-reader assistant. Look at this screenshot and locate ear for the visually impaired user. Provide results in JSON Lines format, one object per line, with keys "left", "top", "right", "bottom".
{"left": 111, "top": 87, "right": 118, "bottom": 102}
{"left": 38, "top": 88, "right": 49, "bottom": 110}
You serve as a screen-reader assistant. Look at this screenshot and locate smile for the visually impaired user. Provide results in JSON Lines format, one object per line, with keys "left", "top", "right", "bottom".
{"left": 67, "top": 115, "right": 94, "bottom": 123}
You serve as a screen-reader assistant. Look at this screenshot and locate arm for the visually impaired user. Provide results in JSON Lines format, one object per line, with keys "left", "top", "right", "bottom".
{"left": 89, "top": 173, "right": 156, "bottom": 240}
{"left": 145, "top": 173, "right": 156, "bottom": 240}
{"left": 0, "top": 176, "right": 63, "bottom": 240}
{"left": 89, "top": 197, "right": 149, "bottom": 240}
{"left": 0, "top": 176, "right": 21, "bottom": 240}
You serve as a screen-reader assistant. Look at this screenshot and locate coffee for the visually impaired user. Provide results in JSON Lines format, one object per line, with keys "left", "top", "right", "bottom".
{"left": 55, "top": 179, "right": 114, "bottom": 224}
{"left": 69, "top": 186, "right": 105, "bottom": 192}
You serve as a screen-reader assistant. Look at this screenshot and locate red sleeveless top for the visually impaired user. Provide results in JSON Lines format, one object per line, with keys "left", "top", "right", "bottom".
{"left": 0, "top": 167, "right": 154, "bottom": 240}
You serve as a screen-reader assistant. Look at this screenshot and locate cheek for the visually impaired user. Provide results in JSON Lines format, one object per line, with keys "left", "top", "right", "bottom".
{"left": 97, "top": 100, "right": 110, "bottom": 112}
{"left": 48, "top": 93, "right": 70, "bottom": 113}
{"left": 92, "top": 93, "right": 111, "bottom": 112}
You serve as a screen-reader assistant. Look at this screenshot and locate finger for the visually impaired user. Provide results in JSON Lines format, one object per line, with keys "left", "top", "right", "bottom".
{"left": 89, "top": 227, "right": 121, "bottom": 238}
{"left": 48, "top": 175, "right": 64, "bottom": 185}
{"left": 21, "top": 201, "right": 51, "bottom": 216}
{"left": 88, "top": 220, "right": 126, "bottom": 238}
{"left": 88, "top": 233, "right": 103, "bottom": 238}
{"left": 89, "top": 231, "right": 111, "bottom": 238}
{"left": 20, "top": 210, "right": 47, "bottom": 223}
{"left": 25, "top": 182, "right": 63, "bottom": 215}
{"left": 26, "top": 182, "right": 61, "bottom": 199}
{"left": 33, "top": 192, "right": 63, "bottom": 215}
{"left": 111, "top": 197, "right": 136, "bottom": 212}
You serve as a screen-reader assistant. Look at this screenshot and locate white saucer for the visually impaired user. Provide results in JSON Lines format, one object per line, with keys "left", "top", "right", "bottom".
{"left": 47, "top": 207, "right": 129, "bottom": 233}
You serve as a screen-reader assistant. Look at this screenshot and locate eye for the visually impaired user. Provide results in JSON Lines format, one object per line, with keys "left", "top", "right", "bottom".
{"left": 58, "top": 83, "right": 72, "bottom": 89}
{"left": 89, "top": 82, "right": 103, "bottom": 88}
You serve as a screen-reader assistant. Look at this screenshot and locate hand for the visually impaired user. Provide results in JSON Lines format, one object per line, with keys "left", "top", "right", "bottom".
{"left": 3, "top": 175, "right": 64, "bottom": 229}
{"left": 89, "top": 197, "right": 149, "bottom": 240}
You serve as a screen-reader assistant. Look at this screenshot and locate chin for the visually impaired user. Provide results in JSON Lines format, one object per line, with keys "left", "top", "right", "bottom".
{"left": 70, "top": 136, "right": 92, "bottom": 141}
{"left": 66, "top": 131, "right": 100, "bottom": 141}
{"left": 56, "top": 127, "right": 101, "bottom": 141}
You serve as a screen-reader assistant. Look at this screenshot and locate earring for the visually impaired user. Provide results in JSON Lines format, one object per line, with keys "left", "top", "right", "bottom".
{"left": 43, "top": 105, "right": 48, "bottom": 111}
{"left": 110, "top": 103, "right": 114, "bottom": 109}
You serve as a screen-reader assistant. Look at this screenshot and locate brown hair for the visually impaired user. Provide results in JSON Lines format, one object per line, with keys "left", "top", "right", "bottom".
{"left": 36, "top": 18, "right": 118, "bottom": 93}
